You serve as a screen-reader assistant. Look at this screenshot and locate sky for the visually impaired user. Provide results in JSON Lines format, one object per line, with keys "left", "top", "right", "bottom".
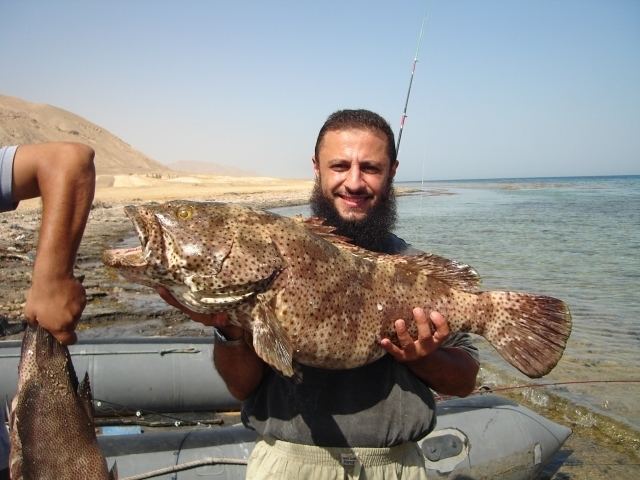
{"left": 1, "top": 0, "right": 639, "bottom": 181}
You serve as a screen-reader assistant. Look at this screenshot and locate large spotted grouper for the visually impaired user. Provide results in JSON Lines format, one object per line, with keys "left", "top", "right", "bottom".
{"left": 103, "top": 200, "right": 572, "bottom": 379}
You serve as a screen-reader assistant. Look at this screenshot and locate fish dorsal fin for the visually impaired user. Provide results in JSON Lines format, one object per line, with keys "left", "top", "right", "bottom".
{"left": 301, "top": 216, "right": 481, "bottom": 291}
{"left": 386, "top": 253, "right": 481, "bottom": 291}
{"left": 77, "top": 372, "right": 96, "bottom": 426}
{"left": 299, "top": 216, "right": 354, "bottom": 245}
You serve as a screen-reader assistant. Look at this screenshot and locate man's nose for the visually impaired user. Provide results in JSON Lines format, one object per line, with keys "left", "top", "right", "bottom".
{"left": 344, "top": 166, "right": 366, "bottom": 191}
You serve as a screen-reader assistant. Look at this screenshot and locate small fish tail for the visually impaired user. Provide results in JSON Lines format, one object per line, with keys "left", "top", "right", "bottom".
{"left": 482, "top": 292, "right": 572, "bottom": 378}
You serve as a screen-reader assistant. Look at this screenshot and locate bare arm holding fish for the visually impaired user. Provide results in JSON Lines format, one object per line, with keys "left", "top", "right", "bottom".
{"left": 8, "top": 143, "right": 95, "bottom": 345}
{"left": 381, "top": 308, "right": 479, "bottom": 397}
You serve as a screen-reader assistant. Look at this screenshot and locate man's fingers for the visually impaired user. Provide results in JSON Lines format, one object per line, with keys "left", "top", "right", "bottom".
{"left": 156, "top": 286, "right": 231, "bottom": 327}
{"left": 54, "top": 330, "right": 77, "bottom": 346}
{"left": 381, "top": 310, "right": 451, "bottom": 363}
{"left": 394, "top": 319, "right": 414, "bottom": 347}
{"left": 414, "top": 307, "right": 433, "bottom": 340}
{"left": 380, "top": 338, "right": 407, "bottom": 358}
{"left": 429, "top": 311, "right": 450, "bottom": 341}
{"left": 156, "top": 287, "right": 183, "bottom": 310}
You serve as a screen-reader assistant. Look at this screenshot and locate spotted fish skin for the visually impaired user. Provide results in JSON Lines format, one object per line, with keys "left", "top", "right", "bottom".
{"left": 9, "top": 326, "right": 116, "bottom": 480}
{"left": 103, "top": 200, "right": 572, "bottom": 379}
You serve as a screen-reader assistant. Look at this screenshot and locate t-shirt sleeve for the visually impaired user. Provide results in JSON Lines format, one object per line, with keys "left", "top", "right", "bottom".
{"left": 442, "top": 332, "right": 480, "bottom": 363}
{"left": 0, "top": 146, "right": 19, "bottom": 212}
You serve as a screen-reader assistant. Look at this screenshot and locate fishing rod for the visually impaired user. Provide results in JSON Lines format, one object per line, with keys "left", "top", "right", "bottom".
{"left": 475, "top": 379, "right": 640, "bottom": 395}
{"left": 435, "top": 379, "right": 640, "bottom": 402}
{"left": 396, "top": 6, "right": 429, "bottom": 158}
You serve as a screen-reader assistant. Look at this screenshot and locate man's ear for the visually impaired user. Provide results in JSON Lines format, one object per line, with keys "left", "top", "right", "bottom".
{"left": 312, "top": 156, "right": 320, "bottom": 178}
{"left": 390, "top": 160, "right": 399, "bottom": 178}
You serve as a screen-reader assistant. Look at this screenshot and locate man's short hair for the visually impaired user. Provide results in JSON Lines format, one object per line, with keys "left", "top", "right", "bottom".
{"left": 314, "top": 109, "right": 397, "bottom": 166}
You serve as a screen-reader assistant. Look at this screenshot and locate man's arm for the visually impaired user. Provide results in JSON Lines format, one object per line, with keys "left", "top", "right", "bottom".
{"left": 12, "top": 143, "right": 95, "bottom": 345}
{"left": 380, "top": 308, "right": 479, "bottom": 397}
{"left": 156, "top": 287, "right": 266, "bottom": 400}
{"left": 212, "top": 326, "right": 266, "bottom": 400}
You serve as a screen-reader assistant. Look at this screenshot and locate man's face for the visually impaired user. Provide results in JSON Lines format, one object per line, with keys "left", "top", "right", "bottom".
{"left": 313, "top": 128, "right": 398, "bottom": 222}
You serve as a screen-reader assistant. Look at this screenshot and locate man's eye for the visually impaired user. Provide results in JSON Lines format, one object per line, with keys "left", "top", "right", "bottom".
{"left": 331, "top": 165, "right": 349, "bottom": 172}
{"left": 362, "top": 166, "right": 381, "bottom": 174}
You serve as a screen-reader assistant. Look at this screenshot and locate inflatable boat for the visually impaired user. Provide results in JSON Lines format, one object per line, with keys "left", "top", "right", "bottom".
{"left": 0, "top": 336, "right": 571, "bottom": 479}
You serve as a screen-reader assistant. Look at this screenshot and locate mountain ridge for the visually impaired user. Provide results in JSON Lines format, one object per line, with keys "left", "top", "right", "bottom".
{"left": 1, "top": 94, "right": 167, "bottom": 175}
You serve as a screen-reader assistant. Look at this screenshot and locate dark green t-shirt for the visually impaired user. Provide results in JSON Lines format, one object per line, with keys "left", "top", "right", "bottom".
{"left": 241, "top": 233, "right": 479, "bottom": 447}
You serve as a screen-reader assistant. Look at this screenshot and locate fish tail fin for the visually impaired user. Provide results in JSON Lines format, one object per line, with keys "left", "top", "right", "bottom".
{"left": 482, "top": 291, "right": 572, "bottom": 378}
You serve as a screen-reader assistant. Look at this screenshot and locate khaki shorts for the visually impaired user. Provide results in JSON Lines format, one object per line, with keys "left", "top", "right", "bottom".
{"left": 246, "top": 436, "right": 428, "bottom": 480}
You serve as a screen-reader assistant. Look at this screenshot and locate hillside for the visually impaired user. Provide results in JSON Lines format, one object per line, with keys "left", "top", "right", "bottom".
{"left": 0, "top": 95, "right": 167, "bottom": 175}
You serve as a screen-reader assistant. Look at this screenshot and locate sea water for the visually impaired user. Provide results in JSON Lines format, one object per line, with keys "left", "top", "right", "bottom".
{"left": 274, "top": 175, "right": 640, "bottom": 435}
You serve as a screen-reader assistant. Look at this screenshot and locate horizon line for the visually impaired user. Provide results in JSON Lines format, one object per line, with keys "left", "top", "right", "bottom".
{"left": 396, "top": 173, "right": 640, "bottom": 183}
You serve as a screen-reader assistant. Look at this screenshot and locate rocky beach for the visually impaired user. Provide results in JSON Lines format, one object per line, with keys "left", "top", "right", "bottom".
{"left": 2, "top": 177, "right": 639, "bottom": 479}
{"left": 0, "top": 175, "right": 314, "bottom": 339}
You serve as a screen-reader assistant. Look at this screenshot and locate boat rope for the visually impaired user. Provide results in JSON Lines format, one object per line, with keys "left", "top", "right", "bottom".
{"left": 0, "top": 347, "right": 201, "bottom": 358}
{"left": 119, "top": 457, "right": 248, "bottom": 480}
{"left": 73, "top": 346, "right": 201, "bottom": 356}
{"left": 92, "top": 397, "right": 220, "bottom": 427}
{"left": 396, "top": 4, "right": 429, "bottom": 158}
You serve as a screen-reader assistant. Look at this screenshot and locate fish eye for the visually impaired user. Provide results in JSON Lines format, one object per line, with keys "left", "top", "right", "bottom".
{"left": 176, "top": 206, "right": 194, "bottom": 220}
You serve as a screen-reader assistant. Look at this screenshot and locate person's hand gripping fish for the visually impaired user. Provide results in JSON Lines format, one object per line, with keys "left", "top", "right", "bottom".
{"left": 156, "top": 286, "right": 243, "bottom": 339}
{"left": 380, "top": 308, "right": 450, "bottom": 363}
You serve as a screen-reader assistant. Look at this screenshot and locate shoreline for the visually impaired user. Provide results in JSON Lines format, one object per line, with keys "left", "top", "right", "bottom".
{"left": 2, "top": 177, "right": 639, "bottom": 478}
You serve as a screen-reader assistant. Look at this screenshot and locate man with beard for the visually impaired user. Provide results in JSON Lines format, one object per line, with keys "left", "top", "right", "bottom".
{"left": 158, "top": 109, "right": 479, "bottom": 479}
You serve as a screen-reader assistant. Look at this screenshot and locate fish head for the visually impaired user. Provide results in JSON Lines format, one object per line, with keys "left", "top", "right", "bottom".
{"left": 103, "top": 201, "right": 284, "bottom": 313}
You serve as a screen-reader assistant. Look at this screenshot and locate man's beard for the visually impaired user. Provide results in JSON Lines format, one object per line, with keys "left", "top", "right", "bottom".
{"left": 310, "top": 178, "right": 397, "bottom": 252}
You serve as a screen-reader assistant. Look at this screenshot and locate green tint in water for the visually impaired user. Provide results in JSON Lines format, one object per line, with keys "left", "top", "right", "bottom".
{"left": 273, "top": 176, "right": 640, "bottom": 434}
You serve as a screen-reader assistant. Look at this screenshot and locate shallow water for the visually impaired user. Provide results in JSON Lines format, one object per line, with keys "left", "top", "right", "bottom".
{"left": 274, "top": 175, "right": 640, "bottom": 435}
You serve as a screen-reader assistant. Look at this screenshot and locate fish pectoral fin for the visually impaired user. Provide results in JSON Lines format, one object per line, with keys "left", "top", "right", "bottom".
{"left": 109, "top": 461, "right": 119, "bottom": 480}
{"left": 252, "top": 301, "right": 294, "bottom": 377}
{"left": 78, "top": 372, "right": 97, "bottom": 425}
{"left": 3, "top": 398, "right": 10, "bottom": 429}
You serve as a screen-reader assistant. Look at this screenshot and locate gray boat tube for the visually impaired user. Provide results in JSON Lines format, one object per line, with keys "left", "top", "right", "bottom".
{"left": 98, "top": 395, "right": 570, "bottom": 480}
{"left": 0, "top": 337, "right": 238, "bottom": 414}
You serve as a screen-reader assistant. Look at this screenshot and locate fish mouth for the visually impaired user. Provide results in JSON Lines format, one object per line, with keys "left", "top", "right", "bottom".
{"left": 125, "top": 204, "right": 153, "bottom": 252}
{"left": 104, "top": 204, "right": 281, "bottom": 312}
{"left": 102, "top": 206, "right": 156, "bottom": 269}
{"left": 102, "top": 246, "right": 146, "bottom": 268}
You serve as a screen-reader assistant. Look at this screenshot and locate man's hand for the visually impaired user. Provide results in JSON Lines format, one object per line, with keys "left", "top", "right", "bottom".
{"left": 381, "top": 308, "right": 478, "bottom": 396}
{"left": 155, "top": 286, "right": 243, "bottom": 338}
{"left": 380, "top": 308, "right": 450, "bottom": 362}
{"left": 24, "top": 274, "right": 85, "bottom": 345}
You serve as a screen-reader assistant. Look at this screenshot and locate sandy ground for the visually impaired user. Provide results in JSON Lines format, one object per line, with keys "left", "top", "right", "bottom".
{"left": 2, "top": 174, "right": 639, "bottom": 479}
{"left": 93, "top": 173, "right": 315, "bottom": 204}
